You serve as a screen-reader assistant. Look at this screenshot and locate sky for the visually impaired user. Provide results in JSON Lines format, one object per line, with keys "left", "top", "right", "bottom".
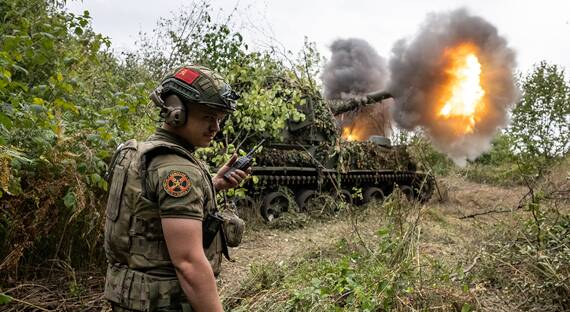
{"left": 66, "top": 0, "right": 570, "bottom": 76}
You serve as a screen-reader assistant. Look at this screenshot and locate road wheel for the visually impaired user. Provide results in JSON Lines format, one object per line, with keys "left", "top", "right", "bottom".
{"left": 413, "top": 176, "right": 435, "bottom": 203}
{"left": 399, "top": 185, "right": 414, "bottom": 201}
{"left": 363, "top": 187, "right": 385, "bottom": 204}
{"left": 337, "top": 189, "right": 353, "bottom": 205}
{"left": 295, "top": 189, "right": 319, "bottom": 212}
{"left": 261, "top": 191, "right": 290, "bottom": 222}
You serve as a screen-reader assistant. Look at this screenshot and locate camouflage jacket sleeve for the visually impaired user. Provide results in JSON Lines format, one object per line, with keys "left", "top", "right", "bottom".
{"left": 146, "top": 154, "right": 206, "bottom": 220}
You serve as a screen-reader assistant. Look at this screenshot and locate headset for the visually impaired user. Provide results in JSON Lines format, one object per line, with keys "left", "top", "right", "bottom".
{"left": 149, "top": 86, "right": 187, "bottom": 127}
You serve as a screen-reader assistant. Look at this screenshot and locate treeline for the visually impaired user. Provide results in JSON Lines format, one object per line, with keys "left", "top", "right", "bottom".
{"left": 0, "top": 0, "right": 316, "bottom": 281}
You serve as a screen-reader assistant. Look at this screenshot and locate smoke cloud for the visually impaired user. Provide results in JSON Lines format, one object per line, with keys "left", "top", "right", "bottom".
{"left": 322, "top": 38, "right": 391, "bottom": 138}
{"left": 322, "top": 38, "right": 388, "bottom": 99}
{"left": 388, "top": 8, "right": 518, "bottom": 165}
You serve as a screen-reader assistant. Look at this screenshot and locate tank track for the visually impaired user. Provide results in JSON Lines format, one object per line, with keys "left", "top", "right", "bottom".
{"left": 238, "top": 166, "right": 434, "bottom": 221}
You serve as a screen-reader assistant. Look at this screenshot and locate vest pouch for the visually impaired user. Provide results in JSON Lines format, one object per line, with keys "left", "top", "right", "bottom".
{"left": 105, "top": 264, "right": 150, "bottom": 311}
{"left": 105, "top": 265, "right": 187, "bottom": 311}
{"left": 221, "top": 209, "right": 245, "bottom": 248}
{"left": 106, "top": 164, "right": 128, "bottom": 222}
{"left": 106, "top": 140, "right": 136, "bottom": 222}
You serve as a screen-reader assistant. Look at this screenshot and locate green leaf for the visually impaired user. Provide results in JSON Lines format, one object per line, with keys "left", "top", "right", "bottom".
{"left": 63, "top": 190, "right": 77, "bottom": 209}
{"left": 0, "top": 69, "right": 12, "bottom": 80}
{"left": 32, "top": 97, "right": 45, "bottom": 105}
{"left": 0, "top": 113, "right": 13, "bottom": 129}
{"left": 54, "top": 98, "right": 79, "bottom": 114}
{"left": 12, "top": 64, "right": 28, "bottom": 75}
{"left": 461, "top": 303, "right": 472, "bottom": 312}
{"left": 0, "top": 293, "right": 13, "bottom": 305}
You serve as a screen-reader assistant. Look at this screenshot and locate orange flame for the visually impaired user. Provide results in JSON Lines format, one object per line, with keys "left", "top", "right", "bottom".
{"left": 342, "top": 126, "right": 357, "bottom": 141}
{"left": 436, "top": 43, "right": 486, "bottom": 134}
{"left": 342, "top": 125, "right": 371, "bottom": 141}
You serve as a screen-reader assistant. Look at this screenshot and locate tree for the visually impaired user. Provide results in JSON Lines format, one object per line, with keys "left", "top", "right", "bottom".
{"left": 509, "top": 62, "right": 570, "bottom": 173}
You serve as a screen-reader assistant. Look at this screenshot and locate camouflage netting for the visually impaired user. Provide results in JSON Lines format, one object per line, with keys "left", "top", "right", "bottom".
{"left": 255, "top": 140, "right": 415, "bottom": 173}
{"left": 337, "top": 141, "right": 415, "bottom": 173}
{"left": 284, "top": 95, "right": 338, "bottom": 146}
{"left": 311, "top": 96, "right": 338, "bottom": 143}
{"left": 255, "top": 148, "right": 316, "bottom": 167}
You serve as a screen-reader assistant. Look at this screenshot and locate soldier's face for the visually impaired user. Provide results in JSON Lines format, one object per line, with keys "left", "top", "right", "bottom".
{"left": 182, "top": 104, "right": 226, "bottom": 147}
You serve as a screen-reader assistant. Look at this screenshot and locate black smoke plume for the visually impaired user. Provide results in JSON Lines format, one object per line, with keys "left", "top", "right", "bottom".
{"left": 388, "top": 8, "right": 518, "bottom": 165}
{"left": 322, "top": 38, "right": 391, "bottom": 138}
{"left": 322, "top": 38, "right": 388, "bottom": 99}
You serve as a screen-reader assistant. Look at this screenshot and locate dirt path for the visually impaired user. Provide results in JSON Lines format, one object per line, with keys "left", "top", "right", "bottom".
{"left": 218, "top": 175, "right": 527, "bottom": 297}
{"left": 218, "top": 215, "right": 361, "bottom": 296}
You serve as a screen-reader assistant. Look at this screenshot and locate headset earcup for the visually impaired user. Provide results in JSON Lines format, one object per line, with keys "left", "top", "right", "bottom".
{"left": 164, "top": 95, "right": 187, "bottom": 127}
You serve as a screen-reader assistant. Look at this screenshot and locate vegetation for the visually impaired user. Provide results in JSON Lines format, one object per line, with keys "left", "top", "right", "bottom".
{"left": 225, "top": 192, "right": 476, "bottom": 311}
{"left": 0, "top": 0, "right": 155, "bottom": 279}
{"left": 507, "top": 62, "right": 570, "bottom": 179}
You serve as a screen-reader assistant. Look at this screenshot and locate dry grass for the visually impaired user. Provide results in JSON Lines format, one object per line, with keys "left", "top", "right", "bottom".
{"left": 1, "top": 269, "right": 108, "bottom": 312}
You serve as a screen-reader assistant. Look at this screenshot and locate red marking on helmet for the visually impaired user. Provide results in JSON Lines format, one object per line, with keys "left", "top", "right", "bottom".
{"left": 175, "top": 68, "right": 200, "bottom": 84}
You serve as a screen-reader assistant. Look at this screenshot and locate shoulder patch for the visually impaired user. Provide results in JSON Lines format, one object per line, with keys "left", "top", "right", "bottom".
{"left": 162, "top": 170, "right": 193, "bottom": 197}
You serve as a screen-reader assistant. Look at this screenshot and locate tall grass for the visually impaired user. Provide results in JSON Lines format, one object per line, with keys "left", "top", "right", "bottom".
{"left": 224, "top": 190, "right": 475, "bottom": 311}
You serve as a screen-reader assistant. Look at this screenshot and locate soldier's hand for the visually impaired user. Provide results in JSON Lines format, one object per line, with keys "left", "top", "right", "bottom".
{"left": 212, "top": 154, "right": 251, "bottom": 191}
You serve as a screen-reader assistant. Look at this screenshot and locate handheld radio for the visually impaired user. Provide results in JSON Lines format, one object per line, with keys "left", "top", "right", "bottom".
{"left": 223, "top": 139, "right": 265, "bottom": 180}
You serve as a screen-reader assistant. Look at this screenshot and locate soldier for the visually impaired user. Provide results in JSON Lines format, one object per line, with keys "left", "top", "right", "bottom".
{"left": 103, "top": 65, "right": 248, "bottom": 311}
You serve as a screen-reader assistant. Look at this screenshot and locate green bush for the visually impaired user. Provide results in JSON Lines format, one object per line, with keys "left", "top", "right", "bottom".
{"left": 0, "top": 0, "right": 156, "bottom": 280}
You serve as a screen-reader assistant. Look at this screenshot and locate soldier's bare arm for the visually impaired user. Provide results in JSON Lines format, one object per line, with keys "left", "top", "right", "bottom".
{"left": 162, "top": 218, "right": 223, "bottom": 312}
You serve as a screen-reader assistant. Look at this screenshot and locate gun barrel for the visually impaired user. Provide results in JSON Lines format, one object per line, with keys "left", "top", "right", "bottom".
{"left": 329, "top": 90, "right": 393, "bottom": 116}
{"left": 366, "top": 91, "right": 392, "bottom": 103}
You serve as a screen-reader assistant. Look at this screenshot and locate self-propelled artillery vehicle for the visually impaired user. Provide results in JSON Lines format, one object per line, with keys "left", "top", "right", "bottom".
{"left": 237, "top": 91, "right": 434, "bottom": 221}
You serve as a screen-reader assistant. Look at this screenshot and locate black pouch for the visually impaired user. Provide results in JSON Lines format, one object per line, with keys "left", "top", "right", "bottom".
{"left": 202, "top": 211, "right": 224, "bottom": 248}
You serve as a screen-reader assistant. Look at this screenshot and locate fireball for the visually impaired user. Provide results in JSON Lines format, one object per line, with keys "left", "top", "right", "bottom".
{"left": 436, "top": 43, "right": 486, "bottom": 134}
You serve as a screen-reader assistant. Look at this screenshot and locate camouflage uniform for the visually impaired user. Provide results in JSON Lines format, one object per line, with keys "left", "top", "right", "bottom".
{"left": 103, "top": 128, "right": 223, "bottom": 311}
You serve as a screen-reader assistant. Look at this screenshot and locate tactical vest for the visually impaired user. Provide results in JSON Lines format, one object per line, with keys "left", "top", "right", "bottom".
{"left": 103, "top": 138, "right": 221, "bottom": 311}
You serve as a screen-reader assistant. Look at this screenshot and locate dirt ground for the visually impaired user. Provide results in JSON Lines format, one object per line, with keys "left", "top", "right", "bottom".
{"left": 218, "top": 175, "right": 528, "bottom": 299}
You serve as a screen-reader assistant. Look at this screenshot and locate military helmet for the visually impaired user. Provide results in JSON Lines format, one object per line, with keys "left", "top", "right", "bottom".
{"left": 151, "top": 65, "right": 238, "bottom": 113}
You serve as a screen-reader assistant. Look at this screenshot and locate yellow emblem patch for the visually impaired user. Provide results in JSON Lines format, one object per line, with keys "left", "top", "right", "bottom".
{"left": 162, "top": 170, "right": 192, "bottom": 197}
